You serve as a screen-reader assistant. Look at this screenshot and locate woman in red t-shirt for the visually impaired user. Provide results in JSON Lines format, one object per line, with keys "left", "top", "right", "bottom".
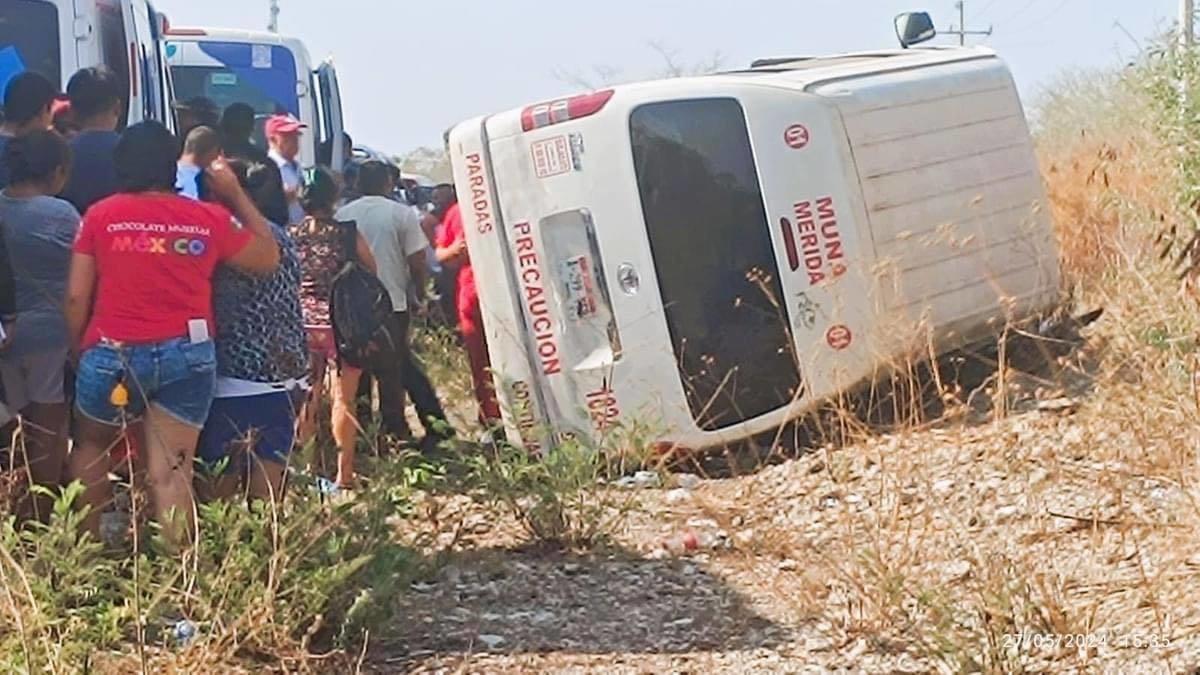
{"left": 64, "top": 122, "right": 281, "bottom": 540}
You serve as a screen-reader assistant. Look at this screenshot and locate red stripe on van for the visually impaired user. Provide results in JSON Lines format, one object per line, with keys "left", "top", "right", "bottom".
{"left": 779, "top": 217, "right": 800, "bottom": 271}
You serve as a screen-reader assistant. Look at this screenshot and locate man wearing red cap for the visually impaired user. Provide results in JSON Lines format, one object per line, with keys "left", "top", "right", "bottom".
{"left": 266, "top": 114, "right": 307, "bottom": 225}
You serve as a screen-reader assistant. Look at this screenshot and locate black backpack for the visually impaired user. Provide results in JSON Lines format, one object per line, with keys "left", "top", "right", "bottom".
{"left": 329, "top": 220, "right": 396, "bottom": 370}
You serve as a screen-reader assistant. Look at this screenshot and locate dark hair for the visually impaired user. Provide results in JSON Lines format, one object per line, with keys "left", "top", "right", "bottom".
{"left": 226, "top": 157, "right": 289, "bottom": 225}
{"left": 4, "top": 130, "right": 71, "bottom": 185}
{"left": 114, "top": 121, "right": 181, "bottom": 193}
{"left": 299, "top": 166, "right": 339, "bottom": 215}
{"left": 66, "top": 66, "right": 122, "bottom": 120}
{"left": 357, "top": 161, "right": 393, "bottom": 196}
{"left": 183, "top": 125, "right": 222, "bottom": 157}
{"left": 2, "top": 72, "right": 57, "bottom": 126}
{"left": 220, "top": 102, "right": 256, "bottom": 139}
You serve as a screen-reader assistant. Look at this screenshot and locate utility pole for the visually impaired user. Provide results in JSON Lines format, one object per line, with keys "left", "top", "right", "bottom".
{"left": 945, "top": 0, "right": 993, "bottom": 46}
{"left": 1182, "top": 0, "right": 1195, "bottom": 47}
{"left": 268, "top": 0, "right": 280, "bottom": 33}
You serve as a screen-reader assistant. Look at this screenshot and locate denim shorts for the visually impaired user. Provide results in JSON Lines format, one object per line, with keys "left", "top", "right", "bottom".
{"left": 75, "top": 338, "right": 218, "bottom": 429}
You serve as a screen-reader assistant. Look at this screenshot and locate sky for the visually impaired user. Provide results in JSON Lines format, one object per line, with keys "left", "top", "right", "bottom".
{"left": 151, "top": 0, "right": 1178, "bottom": 156}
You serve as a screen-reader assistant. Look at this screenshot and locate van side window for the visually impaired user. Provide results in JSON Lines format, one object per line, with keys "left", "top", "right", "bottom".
{"left": 96, "top": 1, "right": 131, "bottom": 127}
{"left": 0, "top": 0, "right": 61, "bottom": 86}
{"left": 630, "top": 97, "right": 803, "bottom": 431}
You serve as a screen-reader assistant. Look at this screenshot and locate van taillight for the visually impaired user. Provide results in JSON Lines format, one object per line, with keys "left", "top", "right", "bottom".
{"left": 520, "top": 90, "right": 614, "bottom": 132}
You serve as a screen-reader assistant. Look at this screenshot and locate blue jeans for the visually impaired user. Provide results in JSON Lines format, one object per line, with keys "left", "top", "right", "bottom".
{"left": 75, "top": 338, "right": 217, "bottom": 429}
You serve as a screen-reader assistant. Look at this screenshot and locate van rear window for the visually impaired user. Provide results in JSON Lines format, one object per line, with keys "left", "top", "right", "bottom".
{"left": 631, "top": 98, "right": 803, "bottom": 431}
{"left": 0, "top": 0, "right": 60, "bottom": 91}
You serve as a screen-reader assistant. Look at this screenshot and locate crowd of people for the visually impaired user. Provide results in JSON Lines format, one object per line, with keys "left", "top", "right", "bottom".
{"left": 0, "top": 66, "right": 501, "bottom": 541}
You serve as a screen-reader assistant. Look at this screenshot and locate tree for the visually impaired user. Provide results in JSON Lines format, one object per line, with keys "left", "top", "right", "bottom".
{"left": 397, "top": 146, "right": 453, "bottom": 183}
{"left": 394, "top": 42, "right": 724, "bottom": 183}
{"left": 553, "top": 41, "right": 725, "bottom": 90}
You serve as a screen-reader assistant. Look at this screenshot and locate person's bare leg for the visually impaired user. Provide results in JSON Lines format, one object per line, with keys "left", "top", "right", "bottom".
{"left": 15, "top": 402, "right": 69, "bottom": 522}
{"left": 141, "top": 406, "right": 202, "bottom": 546}
{"left": 194, "top": 467, "right": 241, "bottom": 503}
{"left": 247, "top": 455, "right": 288, "bottom": 503}
{"left": 332, "top": 365, "right": 363, "bottom": 488}
{"left": 67, "top": 417, "right": 121, "bottom": 537}
{"left": 298, "top": 355, "right": 326, "bottom": 449}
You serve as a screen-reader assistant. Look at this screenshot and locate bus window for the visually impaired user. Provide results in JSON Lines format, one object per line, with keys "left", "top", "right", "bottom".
{"left": 630, "top": 97, "right": 802, "bottom": 431}
{"left": 97, "top": 0, "right": 132, "bottom": 128}
{"left": 0, "top": 0, "right": 60, "bottom": 91}
{"left": 171, "top": 43, "right": 299, "bottom": 117}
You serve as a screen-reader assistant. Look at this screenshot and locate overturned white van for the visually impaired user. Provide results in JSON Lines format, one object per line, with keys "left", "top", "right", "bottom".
{"left": 447, "top": 45, "right": 1061, "bottom": 453}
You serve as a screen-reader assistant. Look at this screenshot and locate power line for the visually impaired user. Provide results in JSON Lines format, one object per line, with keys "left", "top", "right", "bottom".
{"left": 1009, "top": 0, "right": 1072, "bottom": 36}
{"left": 945, "top": 0, "right": 994, "bottom": 46}
{"left": 995, "top": 0, "right": 1040, "bottom": 26}
{"left": 970, "top": 0, "right": 1002, "bottom": 22}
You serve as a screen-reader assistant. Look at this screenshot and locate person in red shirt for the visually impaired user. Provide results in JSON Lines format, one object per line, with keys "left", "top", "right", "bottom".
{"left": 64, "top": 121, "right": 280, "bottom": 540}
{"left": 435, "top": 188, "right": 501, "bottom": 426}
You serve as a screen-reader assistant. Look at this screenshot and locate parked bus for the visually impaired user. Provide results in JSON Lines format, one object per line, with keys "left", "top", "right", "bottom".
{"left": 164, "top": 27, "right": 345, "bottom": 171}
{"left": 447, "top": 29, "right": 1061, "bottom": 453}
{"left": 1, "top": 0, "right": 173, "bottom": 128}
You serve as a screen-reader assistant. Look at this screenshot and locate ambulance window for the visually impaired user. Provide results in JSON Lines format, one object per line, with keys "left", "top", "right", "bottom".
{"left": 631, "top": 97, "right": 802, "bottom": 431}
{"left": 0, "top": 0, "right": 60, "bottom": 88}
{"left": 96, "top": 0, "right": 132, "bottom": 127}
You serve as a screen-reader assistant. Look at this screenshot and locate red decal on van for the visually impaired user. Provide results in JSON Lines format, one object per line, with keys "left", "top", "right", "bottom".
{"left": 784, "top": 124, "right": 809, "bottom": 149}
{"left": 779, "top": 217, "right": 800, "bottom": 271}
{"left": 511, "top": 380, "right": 543, "bottom": 453}
{"left": 826, "top": 324, "right": 853, "bottom": 351}
{"left": 793, "top": 196, "right": 847, "bottom": 285}
{"left": 531, "top": 136, "right": 572, "bottom": 178}
{"left": 465, "top": 153, "right": 495, "bottom": 235}
{"left": 586, "top": 383, "right": 621, "bottom": 433}
{"left": 513, "top": 222, "right": 561, "bottom": 376}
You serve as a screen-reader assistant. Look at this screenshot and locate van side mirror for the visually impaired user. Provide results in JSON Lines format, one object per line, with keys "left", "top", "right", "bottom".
{"left": 895, "top": 12, "right": 937, "bottom": 48}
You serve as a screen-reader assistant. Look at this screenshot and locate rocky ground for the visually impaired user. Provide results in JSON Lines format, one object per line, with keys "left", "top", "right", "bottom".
{"left": 368, "top": 372, "right": 1200, "bottom": 674}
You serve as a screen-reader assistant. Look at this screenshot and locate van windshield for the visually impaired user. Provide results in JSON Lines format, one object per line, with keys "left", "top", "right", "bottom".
{"left": 170, "top": 41, "right": 300, "bottom": 117}
{"left": 631, "top": 97, "right": 802, "bottom": 431}
{"left": 0, "top": 0, "right": 60, "bottom": 90}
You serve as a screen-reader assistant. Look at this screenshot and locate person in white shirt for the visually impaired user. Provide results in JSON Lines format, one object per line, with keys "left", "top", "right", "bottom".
{"left": 175, "top": 126, "right": 222, "bottom": 200}
{"left": 335, "top": 161, "right": 449, "bottom": 446}
{"left": 266, "top": 114, "right": 306, "bottom": 225}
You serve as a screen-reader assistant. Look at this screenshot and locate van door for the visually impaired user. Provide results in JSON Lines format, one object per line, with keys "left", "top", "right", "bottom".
{"left": 734, "top": 83, "right": 877, "bottom": 401}
{"left": 122, "top": 0, "right": 169, "bottom": 126}
{"left": 314, "top": 61, "right": 344, "bottom": 172}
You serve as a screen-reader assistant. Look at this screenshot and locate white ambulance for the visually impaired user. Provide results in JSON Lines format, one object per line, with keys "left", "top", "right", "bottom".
{"left": 2, "top": 0, "right": 174, "bottom": 128}
{"left": 164, "top": 27, "right": 345, "bottom": 171}
{"left": 448, "top": 20, "right": 1060, "bottom": 453}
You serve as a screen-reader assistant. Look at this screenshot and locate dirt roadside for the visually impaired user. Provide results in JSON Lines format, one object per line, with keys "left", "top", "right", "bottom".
{"left": 372, "top": 394, "right": 1200, "bottom": 674}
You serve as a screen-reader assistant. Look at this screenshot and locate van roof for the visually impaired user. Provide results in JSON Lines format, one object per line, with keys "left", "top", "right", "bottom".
{"left": 715, "top": 46, "right": 997, "bottom": 88}
{"left": 166, "top": 27, "right": 306, "bottom": 50}
{"left": 462, "top": 46, "right": 1000, "bottom": 139}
